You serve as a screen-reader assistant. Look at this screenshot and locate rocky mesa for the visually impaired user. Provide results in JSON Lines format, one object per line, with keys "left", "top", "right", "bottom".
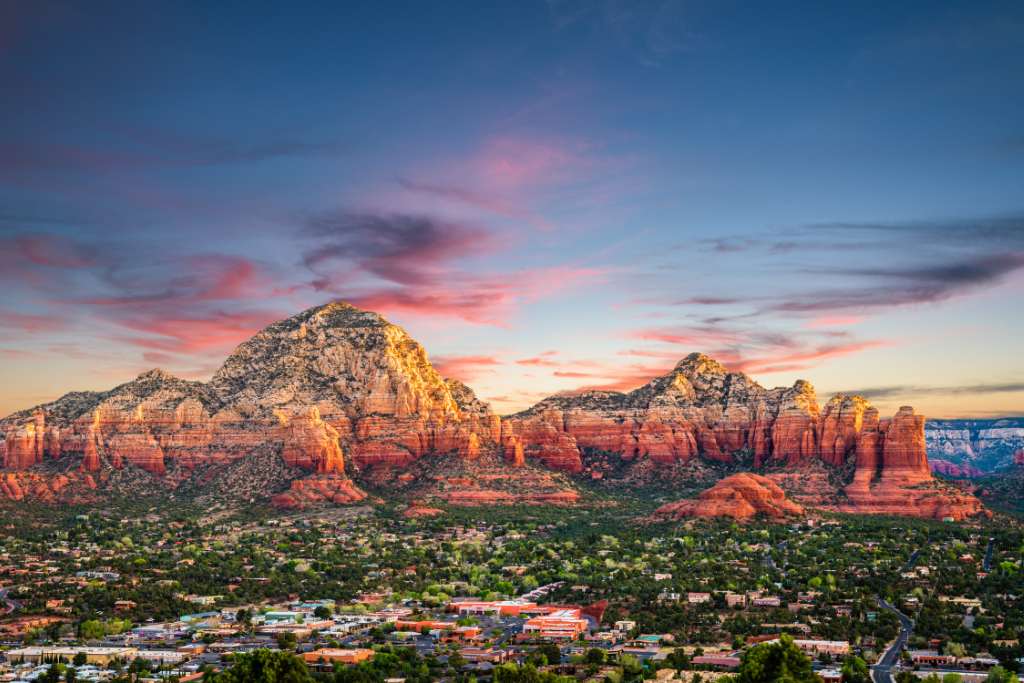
{"left": 501, "top": 354, "right": 985, "bottom": 520}
{"left": 0, "top": 302, "right": 987, "bottom": 519}
{"left": 0, "top": 303, "right": 500, "bottom": 507}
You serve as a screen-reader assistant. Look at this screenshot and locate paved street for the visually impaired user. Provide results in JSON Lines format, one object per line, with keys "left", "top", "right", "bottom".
{"left": 871, "top": 596, "right": 914, "bottom": 683}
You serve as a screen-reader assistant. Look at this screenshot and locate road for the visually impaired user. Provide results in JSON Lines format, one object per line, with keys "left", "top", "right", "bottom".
{"left": 983, "top": 537, "right": 995, "bottom": 572}
{"left": 0, "top": 587, "right": 21, "bottom": 615}
{"left": 872, "top": 538, "right": 925, "bottom": 683}
{"left": 872, "top": 597, "right": 913, "bottom": 683}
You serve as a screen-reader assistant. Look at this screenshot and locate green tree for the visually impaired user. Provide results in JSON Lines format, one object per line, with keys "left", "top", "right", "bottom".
{"left": 448, "top": 651, "right": 467, "bottom": 670}
{"left": 536, "top": 643, "right": 561, "bottom": 666}
{"left": 840, "top": 656, "right": 870, "bottom": 683}
{"left": 208, "top": 649, "right": 313, "bottom": 683}
{"left": 73, "top": 652, "right": 88, "bottom": 667}
{"left": 276, "top": 631, "right": 298, "bottom": 651}
{"left": 945, "top": 642, "right": 967, "bottom": 658}
{"left": 79, "top": 620, "right": 105, "bottom": 641}
{"left": 620, "top": 654, "right": 644, "bottom": 682}
{"left": 314, "top": 605, "right": 332, "bottom": 620}
{"left": 667, "top": 648, "right": 690, "bottom": 671}
{"left": 40, "top": 665, "right": 65, "bottom": 683}
{"left": 984, "top": 667, "right": 1015, "bottom": 683}
{"left": 735, "top": 634, "right": 817, "bottom": 683}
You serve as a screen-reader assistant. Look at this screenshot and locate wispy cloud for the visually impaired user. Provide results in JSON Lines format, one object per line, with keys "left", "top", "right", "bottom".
{"left": 431, "top": 355, "right": 503, "bottom": 382}
{"left": 301, "top": 210, "right": 494, "bottom": 287}
{"left": 841, "top": 382, "right": 1024, "bottom": 400}
{"left": 0, "top": 133, "right": 346, "bottom": 176}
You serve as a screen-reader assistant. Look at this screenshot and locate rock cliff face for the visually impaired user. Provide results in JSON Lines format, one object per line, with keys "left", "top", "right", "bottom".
{"left": 839, "top": 406, "right": 986, "bottom": 520}
{"left": 0, "top": 304, "right": 987, "bottom": 519}
{"left": 0, "top": 302, "right": 499, "bottom": 507}
{"left": 653, "top": 472, "right": 804, "bottom": 521}
{"left": 930, "top": 460, "right": 984, "bottom": 479}
{"left": 1016, "top": 449, "right": 1024, "bottom": 467}
{"left": 501, "top": 354, "right": 824, "bottom": 472}
{"left": 503, "top": 356, "right": 984, "bottom": 519}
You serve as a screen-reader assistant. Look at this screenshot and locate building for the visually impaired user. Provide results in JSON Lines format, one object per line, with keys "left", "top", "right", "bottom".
{"left": 687, "top": 592, "right": 712, "bottom": 604}
{"left": 792, "top": 640, "right": 851, "bottom": 657}
{"left": 449, "top": 599, "right": 537, "bottom": 616}
{"left": 819, "top": 668, "right": 842, "bottom": 682}
{"left": 460, "top": 647, "right": 509, "bottom": 664}
{"left": 691, "top": 655, "right": 741, "bottom": 670}
{"left": 5, "top": 646, "right": 137, "bottom": 666}
{"left": 910, "top": 651, "right": 957, "bottom": 667}
{"left": 302, "top": 648, "right": 375, "bottom": 666}
{"left": 522, "top": 609, "right": 589, "bottom": 639}
{"left": 724, "top": 592, "right": 747, "bottom": 608}
{"left": 752, "top": 596, "right": 782, "bottom": 608}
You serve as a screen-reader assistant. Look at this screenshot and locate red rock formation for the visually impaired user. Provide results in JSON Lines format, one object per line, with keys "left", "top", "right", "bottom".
{"left": 276, "top": 407, "right": 346, "bottom": 474}
{"left": 271, "top": 475, "right": 367, "bottom": 509}
{"left": 403, "top": 504, "right": 444, "bottom": 518}
{"left": 816, "top": 395, "right": 870, "bottom": 467}
{"left": 930, "top": 460, "right": 983, "bottom": 478}
{"left": 842, "top": 406, "right": 985, "bottom": 520}
{"left": 0, "top": 303, "right": 501, "bottom": 507}
{"left": 502, "top": 354, "right": 827, "bottom": 472}
{"left": 653, "top": 473, "right": 804, "bottom": 520}
{"left": 0, "top": 305, "right": 987, "bottom": 520}
{"left": 1015, "top": 449, "right": 1024, "bottom": 467}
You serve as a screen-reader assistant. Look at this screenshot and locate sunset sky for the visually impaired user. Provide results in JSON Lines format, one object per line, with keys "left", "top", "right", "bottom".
{"left": 2, "top": 1, "right": 1023, "bottom": 419}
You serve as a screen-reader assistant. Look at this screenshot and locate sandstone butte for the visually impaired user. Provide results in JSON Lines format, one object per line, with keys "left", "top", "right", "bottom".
{"left": 653, "top": 472, "right": 804, "bottom": 521}
{"left": 0, "top": 301, "right": 986, "bottom": 520}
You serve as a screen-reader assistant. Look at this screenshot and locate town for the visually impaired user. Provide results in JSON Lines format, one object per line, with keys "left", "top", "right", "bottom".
{"left": 0, "top": 503, "right": 1021, "bottom": 682}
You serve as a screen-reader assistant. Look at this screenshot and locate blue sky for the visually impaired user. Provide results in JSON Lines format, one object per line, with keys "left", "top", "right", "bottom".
{"left": 1, "top": 0, "right": 1023, "bottom": 417}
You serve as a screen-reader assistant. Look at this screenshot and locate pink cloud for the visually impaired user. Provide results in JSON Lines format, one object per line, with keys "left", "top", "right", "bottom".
{"left": 729, "top": 340, "right": 890, "bottom": 374}
{"left": 516, "top": 354, "right": 561, "bottom": 366}
{"left": 14, "top": 234, "right": 94, "bottom": 268}
{"left": 805, "top": 315, "right": 866, "bottom": 328}
{"left": 114, "top": 309, "right": 283, "bottom": 355}
{"left": 0, "top": 309, "right": 68, "bottom": 333}
{"left": 431, "top": 355, "right": 503, "bottom": 382}
{"left": 474, "top": 136, "right": 588, "bottom": 189}
{"left": 563, "top": 362, "right": 675, "bottom": 393}
{"left": 344, "top": 265, "right": 606, "bottom": 325}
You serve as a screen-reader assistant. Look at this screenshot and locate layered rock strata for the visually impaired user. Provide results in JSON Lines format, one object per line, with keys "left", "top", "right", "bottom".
{"left": 502, "top": 356, "right": 984, "bottom": 519}
{"left": 0, "top": 305, "right": 987, "bottom": 519}
{"left": 653, "top": 472, "right": 804, "bottom": 520}
{"left": 0, "top": 303, "right": 500, "bottom": 507}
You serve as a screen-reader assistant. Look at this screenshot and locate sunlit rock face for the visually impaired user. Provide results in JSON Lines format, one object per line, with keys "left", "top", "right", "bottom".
{"left": 0, "top": 302, "right": 498, "bottom": 507}
{"left": 503, "top": 360, "right": 984, "bottom": 520}
{"left": 653, "top": 472, "right": 804, "bottom": 521}
{"left": 503, "top": 355, "right": 844, "bottom": 472}
{"left": 840, "top": 406, "right": 987, "bottom": 520}
{"left": 0, "top": 305, "right": 987, "bottom": 519}
{"left": 502, "top": 354, "right": 824, "bottom": 471}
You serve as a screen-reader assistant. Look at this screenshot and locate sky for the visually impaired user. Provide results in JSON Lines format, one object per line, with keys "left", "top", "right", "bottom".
{"left": 1, "top": 1, "right": 1023, "bottom": 419}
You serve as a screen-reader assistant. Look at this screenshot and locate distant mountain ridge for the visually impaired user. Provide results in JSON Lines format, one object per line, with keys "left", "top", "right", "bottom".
{"left": 0, "top": 302, "right": 987, "bottom": 520}
{"left": 926, "top": 418, "right": 1024, "bottom": 473}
